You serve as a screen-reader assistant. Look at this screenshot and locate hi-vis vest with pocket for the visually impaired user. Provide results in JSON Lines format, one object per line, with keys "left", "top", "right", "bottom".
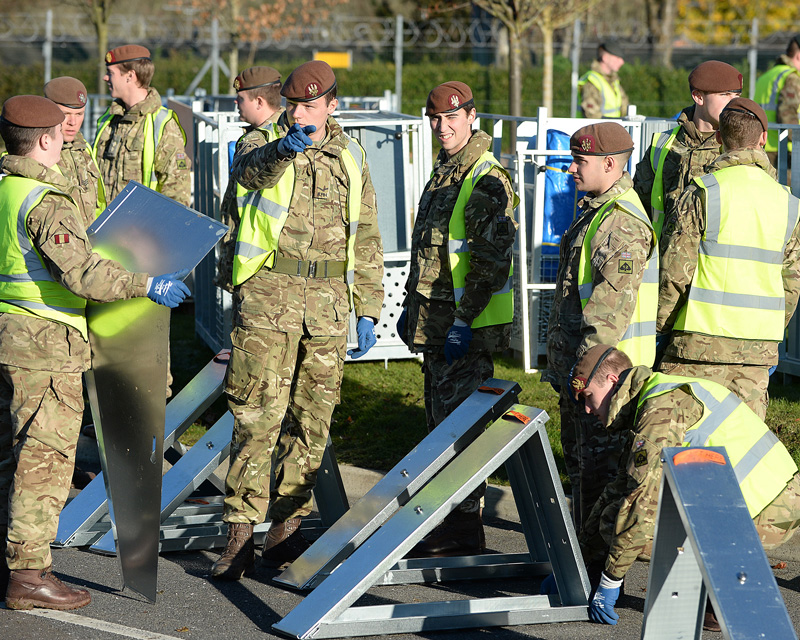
{"left": 674, "top": 166, "right": 800, "bottom": 341}
{"left": 639, "top": 372, "right": 797, "bottom": 517}
{"left": 448, "top": 150, "right": 519, "bottom": 329}
{"left": 577, "top": 189, "right": 658, "bottom": 366}
{"left": 0, "top": 175, "right": 88, "bottom": 338}
{"left": 232, "top": 129, "right": 366, "bottom": 309}
{"left": 578, "top": 70, "right": 624, "bottom": 118}
{"left": 755, "top": 64, "right": 798, "bottom": 153}
{"left": 93, "top": 106, "right": 186, "bottom": 192}
{"left": 647, "top": 126, "right": 680, "bottom": 239}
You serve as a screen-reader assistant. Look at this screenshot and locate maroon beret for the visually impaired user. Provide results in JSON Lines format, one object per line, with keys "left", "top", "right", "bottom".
{"left": 44, "top": 77, "right": 88, "bottom": 109}
{"left": 105, "top": 45, "right": 151, "bottom": 66}
{"left": 722, "top": 97, "right": 768, "bottom": 132}
{"left": 233, "top": 66, "right": 281, "bottom": 92}
{"left": 570, "top": 122, "right": 634, "bottom": 156}
{"left": 426, "top": 81, "right": 474, "bottom": 116}
{"left": 688, "top": 61, "right": 743, "bottom": 93}
{"left": 1, "top": 95, "right": 64, "bottom": 128}
{"left": 281, "top": 61, "right": 336, "bottom": 102}
{"left": 570, "top": 344, "right": 617, "bottom": 398}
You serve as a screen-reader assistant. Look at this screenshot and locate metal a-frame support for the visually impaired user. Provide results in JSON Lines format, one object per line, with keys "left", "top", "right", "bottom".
{"left": 55, "top": 351, "right": 349, "bottom": 554}
{"left": 272, "top": 404, "right": 590, "bottom": 639}
{"left": 642, "top": 447, "right": 796, "bottom": 640}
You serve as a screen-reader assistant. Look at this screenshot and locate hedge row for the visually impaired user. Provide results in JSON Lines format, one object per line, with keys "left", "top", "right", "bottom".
{"left": 0, "top": 53, "right": 753, "bottom": 119}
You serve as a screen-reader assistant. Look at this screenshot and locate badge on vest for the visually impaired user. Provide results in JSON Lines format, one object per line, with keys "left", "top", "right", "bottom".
{"left": 54, "top": 234, "right": 70, "bottom": 245}
{"left": 618, "top": 251, "right": 632, "bottom": 274}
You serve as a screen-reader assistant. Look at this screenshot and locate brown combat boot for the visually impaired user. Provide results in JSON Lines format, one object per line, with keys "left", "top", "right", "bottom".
{"left": 260, "top": 518, "right": 309, "bottom": 569}
{"left": 6, "top": 568, "right": 91, "bottom": 610}
{"left": 407, "top": 510, "right": 486, "bottom": 558}
{"left": 210, "top": 522, "right": 255, "bottom": 580}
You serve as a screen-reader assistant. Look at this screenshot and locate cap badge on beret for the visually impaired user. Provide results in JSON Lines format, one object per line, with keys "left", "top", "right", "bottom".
{"left": 105, "top": 52, "right": 113, "bottom": 64}
{"left": 306, "top": 83, "right": 320, "bottom": 98}
{"left": 233, "top": 77, "right": 241, "bottom": 91}
{"left": 571, "top": 377, "right": 587, "bottom": 393}
{"left": 579, "top": 136, "right": 595, "bottom": 153}
{"left": 449, "top": 94, "right": 460, "bottom": 109}
{"left": 77, "top": 91, "right": 87, "bottom": 106}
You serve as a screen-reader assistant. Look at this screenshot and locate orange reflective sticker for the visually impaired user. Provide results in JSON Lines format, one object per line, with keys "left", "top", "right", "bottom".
{"left": 673, "top": 449, "right": 726, "bottom": 466}
{"left": 478, "top": 386, "right": 505, "bottom": 395}
{"left": 504, "top": 410, "right": 532, "bottom": 425}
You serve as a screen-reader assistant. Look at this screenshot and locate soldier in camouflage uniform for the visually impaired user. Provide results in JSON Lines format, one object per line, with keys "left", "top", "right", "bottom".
{"left": 755, "top": 35, "right": 800, "bottom": 169}
{"left": 210, "top": 61, "right": 384, "bottom": 580}
{"left": 214, "top": 66, "right": 284, "bottom": 293}
{"left": 657, "top": 99, "right": 800, "bottom": 420}
{"left": 578, "top": 40, "right": 629, "bottom": 119}
{"left": 633, "top": 61, "right": 742, "bottom": 241}
{"left": 93, "top": 45, "right": 191, "bottom": 207}
{"left": 542, "top": 123, "right": 658, "bottom": 533}
{"left": 44, "top": 77, "right": 106, "bottom": 228}
{"left": 0, "top": 96, "right": 189, "bottom": 610}
{"left": 396, "top": 81, "right": 518, "bottom": 557}
{"left": 569, "top": 345, "right": 800, "bottom": 626}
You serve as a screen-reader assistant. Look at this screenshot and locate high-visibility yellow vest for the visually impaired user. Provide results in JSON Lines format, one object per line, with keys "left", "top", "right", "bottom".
{"left": 232, "top": 131, "right": 366, "bottom": 310}
{"left": 647, "top": 126, "right": 680, "bottom": 239}
{"left": 52, "top": 150, "right": 107, "bottom": 221}
{"left": 93, "top": 106, "right": 186, "bottom": 191}
{"left": 447, "top": 151, "right": 519, "bottom": 329}
{"left": 0, "top": 175, "right": 88, "bottom": 338}
{"left": 578, "top": 70, "right": 624, "bottom": 118}
{"left": 674, "top": 166, "right": 800, "bottom": 340}
{"left": 577, "top": 189, "right": 658, "bottom": 365}
{"left": 755, "top": 64, "right": 798, "bottom": 153}
{"left": 639, "top": 372, "right": 797, "bottom": 517}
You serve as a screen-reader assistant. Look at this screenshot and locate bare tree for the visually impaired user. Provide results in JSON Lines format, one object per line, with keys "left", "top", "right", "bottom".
{"left": 644, "top": 0, "right": 677, "bottom": 68}
{"left": 70, "top": 0, "right": 117, "bottom": 96}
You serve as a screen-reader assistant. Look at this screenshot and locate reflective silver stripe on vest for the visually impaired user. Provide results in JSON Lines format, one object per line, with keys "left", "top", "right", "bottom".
{"left": 235, "top": 241, "right": 267, "bottom": 259}
{"left": 448, "top": 238, "right": 470, "bottom": 254}
{"left": 763, "top": 68, "right": 794, "bottom": 111}
{"left": 472, "top": 160, "right": 495, "bottom": 185}
{"left": 642, "top": 381, "right": 771, "bottom": 483}
{"left": 239, "top": 191, "right": 288, "bottom": 220}
{"left": 347, "top": 138, "right": 364, "bottom": 171}
{"left": 620, "top": 320, "right": 657, "bottom": 342}
{"left": 14, "top": 185, "right": 56, "bottom": 282}
{"left": 578, "top": 282, "right": 593, "bottom": 299}
{"left": 3, "top": 299, "right": 83, "bottom": 315}
{"left": 687, "top": 286, "right": 785, "bottom": 311}
{"left": 700, "top": 243, "right": 783, "bottom": 264}
{"left": 651, "top": 130, "right": 675, "bottom": 170}
{"left": 454, "top": 274, "right": 512, "bottom": 303}
{"left": 642, "top": 263, "right": 659, "bottom": 283}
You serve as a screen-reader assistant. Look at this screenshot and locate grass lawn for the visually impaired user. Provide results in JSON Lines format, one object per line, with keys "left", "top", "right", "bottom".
{"left": 171, "top": 305, "right": 800, "bottom": 489}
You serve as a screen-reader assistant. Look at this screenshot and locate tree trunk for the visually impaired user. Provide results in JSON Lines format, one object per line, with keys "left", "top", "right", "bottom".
{"left": 508, "top": 25, "right": 523, "bottom": 150}
{"left": 541, "top": 24, "right": 554, "bottom": 113}
{"left": 657, "top": 0, "right": 676, "bottom": 68}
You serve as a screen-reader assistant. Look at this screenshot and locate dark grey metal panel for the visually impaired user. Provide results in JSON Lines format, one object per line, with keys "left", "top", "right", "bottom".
{"left": 85, "top": 182, "right": 226, "bottom": 602}
{"left": 643, "top": 447, "right": 796, "bottom": 640}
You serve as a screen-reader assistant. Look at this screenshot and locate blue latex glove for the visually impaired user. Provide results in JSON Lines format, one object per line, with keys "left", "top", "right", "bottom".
{"left": 769, "top": 364, "right": 777, "bottom": 376}
{"left": 444, "top": 321, "right": 472, "bottom": 365}
{"left": 277, "top": 124, "right": 316, "bottom": 156}
{"left": 146, "top": 269, "right": 191, "bottom": 308}
{"left": 589, "top": 573, "right": 622, "bottom": 625}
{"left": 396, "top": 308, "right": 408, "bottom": 346}
{"left": 540, "top": 572, "right": 558, "bottom": 595}
{"left": 347, "top": 317, "right": 377, "bottom": 359}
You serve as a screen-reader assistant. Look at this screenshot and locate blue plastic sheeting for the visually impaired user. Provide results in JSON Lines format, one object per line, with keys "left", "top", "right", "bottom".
{"left": 541, "top": 129, "right": 581, "bottom": 255}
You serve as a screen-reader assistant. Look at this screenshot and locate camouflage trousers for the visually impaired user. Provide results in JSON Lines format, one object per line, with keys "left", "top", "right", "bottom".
{"left": 559, "top": 389, "right": 626, "bottom": 533}
{"left": 0, "top": 365, "right": 83, "bottom": 570}
{"left": 657, "top": 357, "right": 769, "bottom": 421}
{"left": 755, "top": 472, "right": 800, "bottom": 550}
{"left": 423, "top": 349, "right": 495, "bottom": 514}
{"left": 223, "top": 326, "right": 345, "bottom": 524}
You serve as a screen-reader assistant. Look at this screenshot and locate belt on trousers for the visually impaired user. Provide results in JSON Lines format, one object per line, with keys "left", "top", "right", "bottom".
{"left": 271, "top": 256, "right": 347, "bottom": 278}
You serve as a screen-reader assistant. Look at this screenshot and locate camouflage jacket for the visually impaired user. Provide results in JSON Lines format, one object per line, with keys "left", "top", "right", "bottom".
{"left": 402, "top": 130, "right": 518, "bottom": 353}
{"left": 229, "top": 112, "right": 384, "bottom": 336}
{"left": 580, "top": 60, "right": 629, "bottom": 119}
{"left": 215, "top": 108, "right": 284, "bottom": 292}
{"left": 543, "top": 174, "right": 655, "bottom": 384}
{"left": 57, "top": 131, "right": 104, "bottom": 229}
{"left": 0, "top": 155, "right": 148, "bottom": 373}
{"left": 579, "top": 365, "right": 703, "bottom": 579}
{"left": 94, "top": 88, "right": 191, "bottom": 206}
{"left": 775, "top": 54, "right": 800, "bottom": 142}
{"left": 632, "top": 106, "right": 721, "bottom": 235}
{"left": 657, "top": 148, "right": 799, "bottom": 365}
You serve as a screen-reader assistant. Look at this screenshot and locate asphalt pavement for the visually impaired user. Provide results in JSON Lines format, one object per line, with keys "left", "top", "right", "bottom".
{"left": 3, "top": 461, "right": 800, "bottom": 640}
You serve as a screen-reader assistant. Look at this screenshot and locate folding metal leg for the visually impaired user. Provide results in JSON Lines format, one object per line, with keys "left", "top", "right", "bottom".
{"left": 642, "top": 447, "right": 796, "bottom": 640}
{"left": 273, "top": 404, "right": 590, "bottom": 639}
{"left": 275, "top": 379, "right": 520, "bottom": 590}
